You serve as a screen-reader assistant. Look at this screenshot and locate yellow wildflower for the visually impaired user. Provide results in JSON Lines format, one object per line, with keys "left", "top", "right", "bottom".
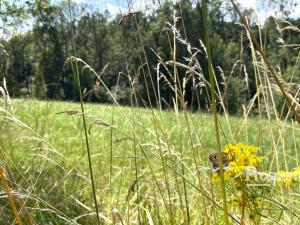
{"left": 211, "top": 143, "right": 262, "bottom": 182}
{"left": 225, "top": 143, "right": 262, "bottom": 177}
{"left": 276, "top": 171, "right": 293, "bottom": 187}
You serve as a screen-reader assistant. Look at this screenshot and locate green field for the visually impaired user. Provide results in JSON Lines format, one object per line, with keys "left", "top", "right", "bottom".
{"left": 2, "top": 0, "right": 300, "bottom": 224}
{"left": 1, "top": 99, "right": 300, "bottom": 224}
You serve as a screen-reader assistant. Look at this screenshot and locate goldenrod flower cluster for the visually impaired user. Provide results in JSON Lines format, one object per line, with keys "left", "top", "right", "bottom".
{"left": 276, "top": 166, "right": 300, "bottom": 187}
{"left": 224, "top": 143, "right": 262, "bottom": 176}
{"left": 212, "top": 143, "right": 262, "bottom": 181}
{"left": 211, "top": 144, "right": 300, "bottom": 188}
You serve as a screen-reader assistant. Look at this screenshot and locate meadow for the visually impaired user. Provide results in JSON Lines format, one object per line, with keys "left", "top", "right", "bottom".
{"left": 1, "top": 0, "right": 300, "bottom": 224}
{"left": 1, "top": 98, "right": 300, "bottom": 224}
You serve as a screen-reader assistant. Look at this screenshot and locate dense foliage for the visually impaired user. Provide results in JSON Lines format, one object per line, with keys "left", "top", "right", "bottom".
{"left": 1, "top": 1, "right": 300, "bottom": 224}
{"left": 1, "top": 0, "right": 299, "bottom": 113}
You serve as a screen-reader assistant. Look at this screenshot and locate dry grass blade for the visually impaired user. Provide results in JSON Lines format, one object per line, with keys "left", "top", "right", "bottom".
{"left": 0, "top": 168, "right": 23, "bottom": 225}
{"left": 56, "top": 110, "right": 83, "bottom": 116}
{"left": 0, "top": 78, "right": 13, "bottom": 110}
{"left": 0, "top": 86, "right": 6, "bottom": 101}
{"left": 92, "top": 118, "right": 114, "bottom": 127}
{"left": 230, "top": 0, "right": 300, "bottom": 123}
{"left": 88, "top": 118, "right": 115, "bottom": 134}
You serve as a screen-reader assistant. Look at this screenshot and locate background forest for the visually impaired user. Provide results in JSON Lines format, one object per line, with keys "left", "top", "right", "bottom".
{"left": 1, "top": 0, "right": 299, "bottom": 114}
{"left": 2, "top": 0, "right": 300, "bottom": 224}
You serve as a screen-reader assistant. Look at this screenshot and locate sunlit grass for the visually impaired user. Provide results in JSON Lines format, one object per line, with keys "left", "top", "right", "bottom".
{"left": 1, "top": 98, "right": 300, "bottom": 224}
{"left": 1, "top": 3, "right": 300, "bottom": 223}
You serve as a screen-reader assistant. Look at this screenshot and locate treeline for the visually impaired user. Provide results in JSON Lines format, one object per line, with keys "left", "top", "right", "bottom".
{"left": 1, "top": 0, "right": 300, "bottom": 113}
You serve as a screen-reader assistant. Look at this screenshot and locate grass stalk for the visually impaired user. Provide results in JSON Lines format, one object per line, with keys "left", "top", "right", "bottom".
{"left": 173, "top": 10, "right": 179, "bottom": 114}
{"left": 240, "top": 177, "right": 246, "bottom": 225}
{"left": 0, "top": 168, "right": 23, "bottom": 225}
{"left": 109, "top": 74, "right": 120, "bottom": 194}
{"left": 201, "top": 0, "right": 229, "bottom": 224}
{"left": 230, "top": 0, "right": 300, "bottom": 123}
{"left": 67, "top": 1, "right": 100, "bottom": 224}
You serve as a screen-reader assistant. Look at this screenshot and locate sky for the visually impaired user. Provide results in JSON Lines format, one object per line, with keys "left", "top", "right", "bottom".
{"left": 1, "top": 0, "right": 300, "bottom": 38}
{"left": 68, "top": 0, "right": 300, "bottom": 22}
{"left": 4, "top": 0, "right": 300, "bottom": 20}
{"left": 237, "top": 0, "right": 300, "bottom": 23}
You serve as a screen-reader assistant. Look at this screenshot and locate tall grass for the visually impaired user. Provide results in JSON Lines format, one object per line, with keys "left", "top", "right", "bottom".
{"left": 67, "top": 0, "right": 100, "bottom": 223}
{"left": 1, "top": 1, "right": 300, "bottom": 224}
{"left": 201, "top": 0, "right": 229, "bottom": 224}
